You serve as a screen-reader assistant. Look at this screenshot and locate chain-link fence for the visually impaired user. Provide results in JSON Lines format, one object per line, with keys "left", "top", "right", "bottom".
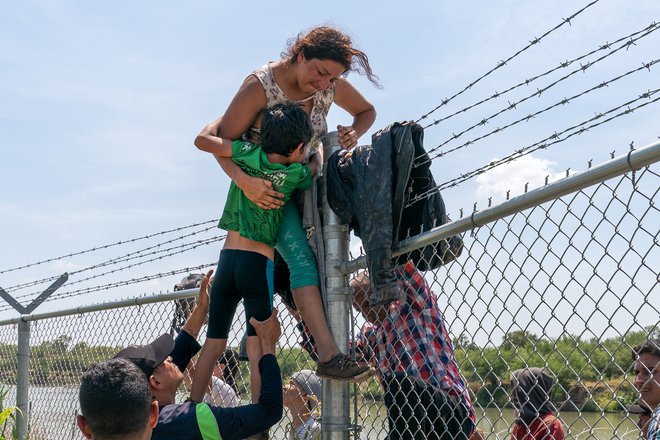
{"left": 0, "top": 141, "right": 658, "bottom": 439}
{"left": 346, "top": 148, "right": 659, "bottom": 440}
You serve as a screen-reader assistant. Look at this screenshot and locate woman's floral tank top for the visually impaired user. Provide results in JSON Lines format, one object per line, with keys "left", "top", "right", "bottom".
{"left": 242, "top": 62, "right": 335, "bottom": 155}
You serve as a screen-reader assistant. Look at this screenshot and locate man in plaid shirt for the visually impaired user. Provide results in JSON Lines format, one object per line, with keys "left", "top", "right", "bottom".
{"left": 351, "top": 261, "right": 475, "bottom": 440}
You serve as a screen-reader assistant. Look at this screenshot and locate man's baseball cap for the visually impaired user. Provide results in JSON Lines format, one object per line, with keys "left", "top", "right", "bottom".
{"left": 628, "top": 403, "right": 652, "bottom": 415}
{"left": 291, "top": 369, "right": 322, "bottom": 405}
{"left": 113, "top": 333, "right": 174, "bottom": 377}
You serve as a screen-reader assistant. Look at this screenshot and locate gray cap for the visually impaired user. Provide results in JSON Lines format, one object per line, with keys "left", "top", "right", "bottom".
{"left": 291, "top": 369, "right": 322, "bottom": 403}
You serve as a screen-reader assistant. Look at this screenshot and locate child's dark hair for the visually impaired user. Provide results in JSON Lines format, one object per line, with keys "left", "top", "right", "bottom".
{"left": 261, "top": 102, "right": 313, "bottom": 156}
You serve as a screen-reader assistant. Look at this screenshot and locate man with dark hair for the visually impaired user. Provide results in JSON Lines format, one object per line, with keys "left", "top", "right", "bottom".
{"left": 77, "top": 358, "right": 158, "bottom": 439}
{"left": 632, "top": 339, "right": 660, "bottom": 439}
{"left": 113, "top": 269, "right": 283, "bottom": 439}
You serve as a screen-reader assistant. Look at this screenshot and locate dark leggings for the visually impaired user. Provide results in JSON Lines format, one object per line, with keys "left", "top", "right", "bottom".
{"left": 207, "top": 249, "right": 273, "bottom": 338}
{"left": 383, "top": 372, "right": 473, "bottom": 440}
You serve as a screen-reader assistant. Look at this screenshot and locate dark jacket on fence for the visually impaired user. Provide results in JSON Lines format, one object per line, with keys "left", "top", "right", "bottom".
{"left": 327, "top": 121, "right": 462, "bottom": 305}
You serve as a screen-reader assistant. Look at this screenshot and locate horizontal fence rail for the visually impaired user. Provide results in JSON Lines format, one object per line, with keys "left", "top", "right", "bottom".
{"left": 0, "top": 141, "right": 657, "bottom": 439}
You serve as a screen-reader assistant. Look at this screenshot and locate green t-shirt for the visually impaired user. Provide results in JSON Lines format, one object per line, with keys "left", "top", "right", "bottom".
{"left": 218, "top": 140, "right": 312, "bottom": 247}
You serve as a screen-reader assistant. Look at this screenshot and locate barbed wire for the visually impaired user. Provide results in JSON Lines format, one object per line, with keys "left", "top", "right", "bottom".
{"left": 408, "top": 89, "right": 660, "bottom": 206}
{"left": 4, "top": 224, "right": 220, "bottom": 292}
{"left": 416, "top": 56, "right": 659, "bottom": 166}
{"left": 49, "top": 262, "right": 217, "bottom": 307}
{"left": 0, "top": 219, "right": 219, "bottom": 275}
{"left": 421, "top": 21, "right": 659, "bottom": 130}
{"left": 5, "top": 235, "right": 224, "bottom": 306}
{"left": 0, "top": 261, "right": 219, "bottom": 312}
{"left": 415, "top": 0, "right": 602, "bottom": 123}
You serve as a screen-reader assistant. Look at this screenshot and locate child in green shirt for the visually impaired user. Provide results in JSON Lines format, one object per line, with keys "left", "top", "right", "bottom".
{"left": 192, "top": 102, "right": 318, "bottom": 405}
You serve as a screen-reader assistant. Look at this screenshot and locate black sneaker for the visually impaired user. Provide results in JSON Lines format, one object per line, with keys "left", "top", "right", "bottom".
{"left": 316, "top": 354, "right": 374, "bottom": 382}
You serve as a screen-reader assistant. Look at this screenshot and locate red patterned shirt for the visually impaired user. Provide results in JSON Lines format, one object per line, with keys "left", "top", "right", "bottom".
{"left": 357, "top": 261, "right": 475, "bottom": 424}
{"left": 510, "top": 413, "right": 565, "bottom": 440}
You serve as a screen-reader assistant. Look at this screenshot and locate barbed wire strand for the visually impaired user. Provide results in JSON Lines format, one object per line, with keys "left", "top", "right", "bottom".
{"left": 47, "top": 262, "right": 218, "bottom": 302}
{"left": 421, "top": 21, "right": 659, "bottom": 130}
{"left": 0, "top": 219, "right": 219, "bottom": 275}
{"left": 408, "top": 89, "right": 660, "bottom": 206}
{"left": 7, "top": 262, "right": 220, "bottom": 310}
{"left": 416, "top": 57, "right": 659, "bottom": 167}
{"left": 4, "top": 236, "right": 225, "bottom": 307}
{"left": 415, "top": 0, "right": 602, "bottom": 122}
{"left": 4, "top": 224, "right": 220, "bottom": 292}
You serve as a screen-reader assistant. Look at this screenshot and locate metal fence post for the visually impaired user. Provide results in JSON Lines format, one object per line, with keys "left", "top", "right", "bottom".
{"left": 321, "top": 132, "right": 351, "bottom": 440}
{"left": 16, "top": 320, "right": 30, "bottom": 439}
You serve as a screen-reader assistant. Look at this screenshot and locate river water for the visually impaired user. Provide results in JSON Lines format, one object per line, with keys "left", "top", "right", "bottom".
{"left": 3, "top": 387, "right": 642, "bottom": 439}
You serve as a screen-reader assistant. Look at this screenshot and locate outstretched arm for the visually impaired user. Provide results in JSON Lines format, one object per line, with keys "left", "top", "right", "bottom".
{"left": 181, "top": 269, "right": 212, "bottom": 339}
{"left": 169, "top": 270, "right": 213, "bottom": 372}
{"left": 212, "top": 311, "right": 284, "bottom": 439}
{"left": 334, "top": 78, "right": 377, "bottom": 149}
{"left": 194, "top": 118, "right": 233, "bottom": 157}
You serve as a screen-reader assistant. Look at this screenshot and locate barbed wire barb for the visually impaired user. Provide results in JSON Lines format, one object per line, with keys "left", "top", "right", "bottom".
{"left": 421, "top": 21, "right": 659, "bottom": 130}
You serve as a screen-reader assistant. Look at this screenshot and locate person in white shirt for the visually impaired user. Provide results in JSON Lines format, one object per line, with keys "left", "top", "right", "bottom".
{"left": 184, "top": 348, "right": 241, "bottom": 408}
{"left": 205, "top": 349, "right": 241, "bottom": 408}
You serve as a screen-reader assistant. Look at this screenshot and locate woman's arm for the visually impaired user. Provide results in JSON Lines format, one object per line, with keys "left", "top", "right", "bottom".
{"left": 212, "top": 76, "right": 285, "bottom": 209}
{"left": 333, "top": 78, "right": 377, "bottom": 149}
{"left": 194, "top": 117, "right": 233, "bottom": 157}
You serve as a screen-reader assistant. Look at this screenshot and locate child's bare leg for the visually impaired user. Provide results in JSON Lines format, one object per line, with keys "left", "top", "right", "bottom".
{"left": 190, "top": 337, "right": 227, "bottom": 402}
{"left": 246, "top": 335, "right": 263, "bottom": 403}
{"left": 293, "top": 285, "right": 340, "bottom": 363}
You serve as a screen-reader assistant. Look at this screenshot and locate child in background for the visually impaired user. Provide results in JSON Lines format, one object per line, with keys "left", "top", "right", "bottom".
{"left": 510, "top": 367, "right": 565, "bottom": 440}
{"left": 192, "top": 102, "right": 318, "bottom": 404}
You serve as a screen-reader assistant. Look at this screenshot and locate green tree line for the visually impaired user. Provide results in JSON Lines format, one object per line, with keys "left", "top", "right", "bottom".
{"left": 454, "top": 326, "right": 659, "bottom": 411}
{"left": 0, "top": 326, "right": 656, "bottom": 413}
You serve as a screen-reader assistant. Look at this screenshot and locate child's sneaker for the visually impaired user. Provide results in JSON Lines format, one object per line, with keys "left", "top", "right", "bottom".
{"left": 316, "top": 354, "right": 374, "bottom": 382}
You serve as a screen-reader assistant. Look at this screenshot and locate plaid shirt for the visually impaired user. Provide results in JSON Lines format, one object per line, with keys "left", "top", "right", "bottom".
{"left": 356, "top": 261, "right": 474, "bottom": 423}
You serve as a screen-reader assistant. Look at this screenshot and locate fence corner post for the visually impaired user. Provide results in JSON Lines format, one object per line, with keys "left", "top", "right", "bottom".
{"left": 16, "top": 319, "right": 30, "bottom": 439}
{"left": 320, "top": 132, "right": 351, "bottom": 440}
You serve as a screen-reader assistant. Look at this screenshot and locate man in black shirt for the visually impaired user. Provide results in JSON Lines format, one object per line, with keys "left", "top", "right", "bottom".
{"left": 113, "top": 270, "right": 283, "bottom": 440}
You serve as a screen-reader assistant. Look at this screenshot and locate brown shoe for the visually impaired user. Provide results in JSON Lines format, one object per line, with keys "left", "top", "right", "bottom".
{"left": 316, "top": 354, "right": 374, "bottom": 382}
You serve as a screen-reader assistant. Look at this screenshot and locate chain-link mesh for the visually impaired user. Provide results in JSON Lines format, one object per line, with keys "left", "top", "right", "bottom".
{"left": 0, "top": 293, "right": 321, "bottom": 439}
{"left": 347, "top": 165, "right": 658, "bottom": 439}
{"left": 0, "top": 164, "right": 657, "bottom": 439}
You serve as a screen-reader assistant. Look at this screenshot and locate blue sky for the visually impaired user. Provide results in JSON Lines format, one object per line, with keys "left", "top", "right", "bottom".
{"left": 0, "top": 0, "right": 658, "bottom": 324}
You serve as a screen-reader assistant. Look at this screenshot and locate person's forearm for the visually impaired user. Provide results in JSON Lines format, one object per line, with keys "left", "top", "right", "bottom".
{"left": 260, "top": 340, "right": 276, "bottom": 357}
{"left": 216, "top": 155, "right": 247, "bottom": 186}
{"left": 351, "top": 107, "right": 377, "bottom": 139}
{"left": 170, "top": 330, "right": 202, "bottom": 372}
{"left": 181, "top": 304, "right": 209, "bottom": 339}
{"left": 217, "top": 354, "right": 283, "bottom": 439}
